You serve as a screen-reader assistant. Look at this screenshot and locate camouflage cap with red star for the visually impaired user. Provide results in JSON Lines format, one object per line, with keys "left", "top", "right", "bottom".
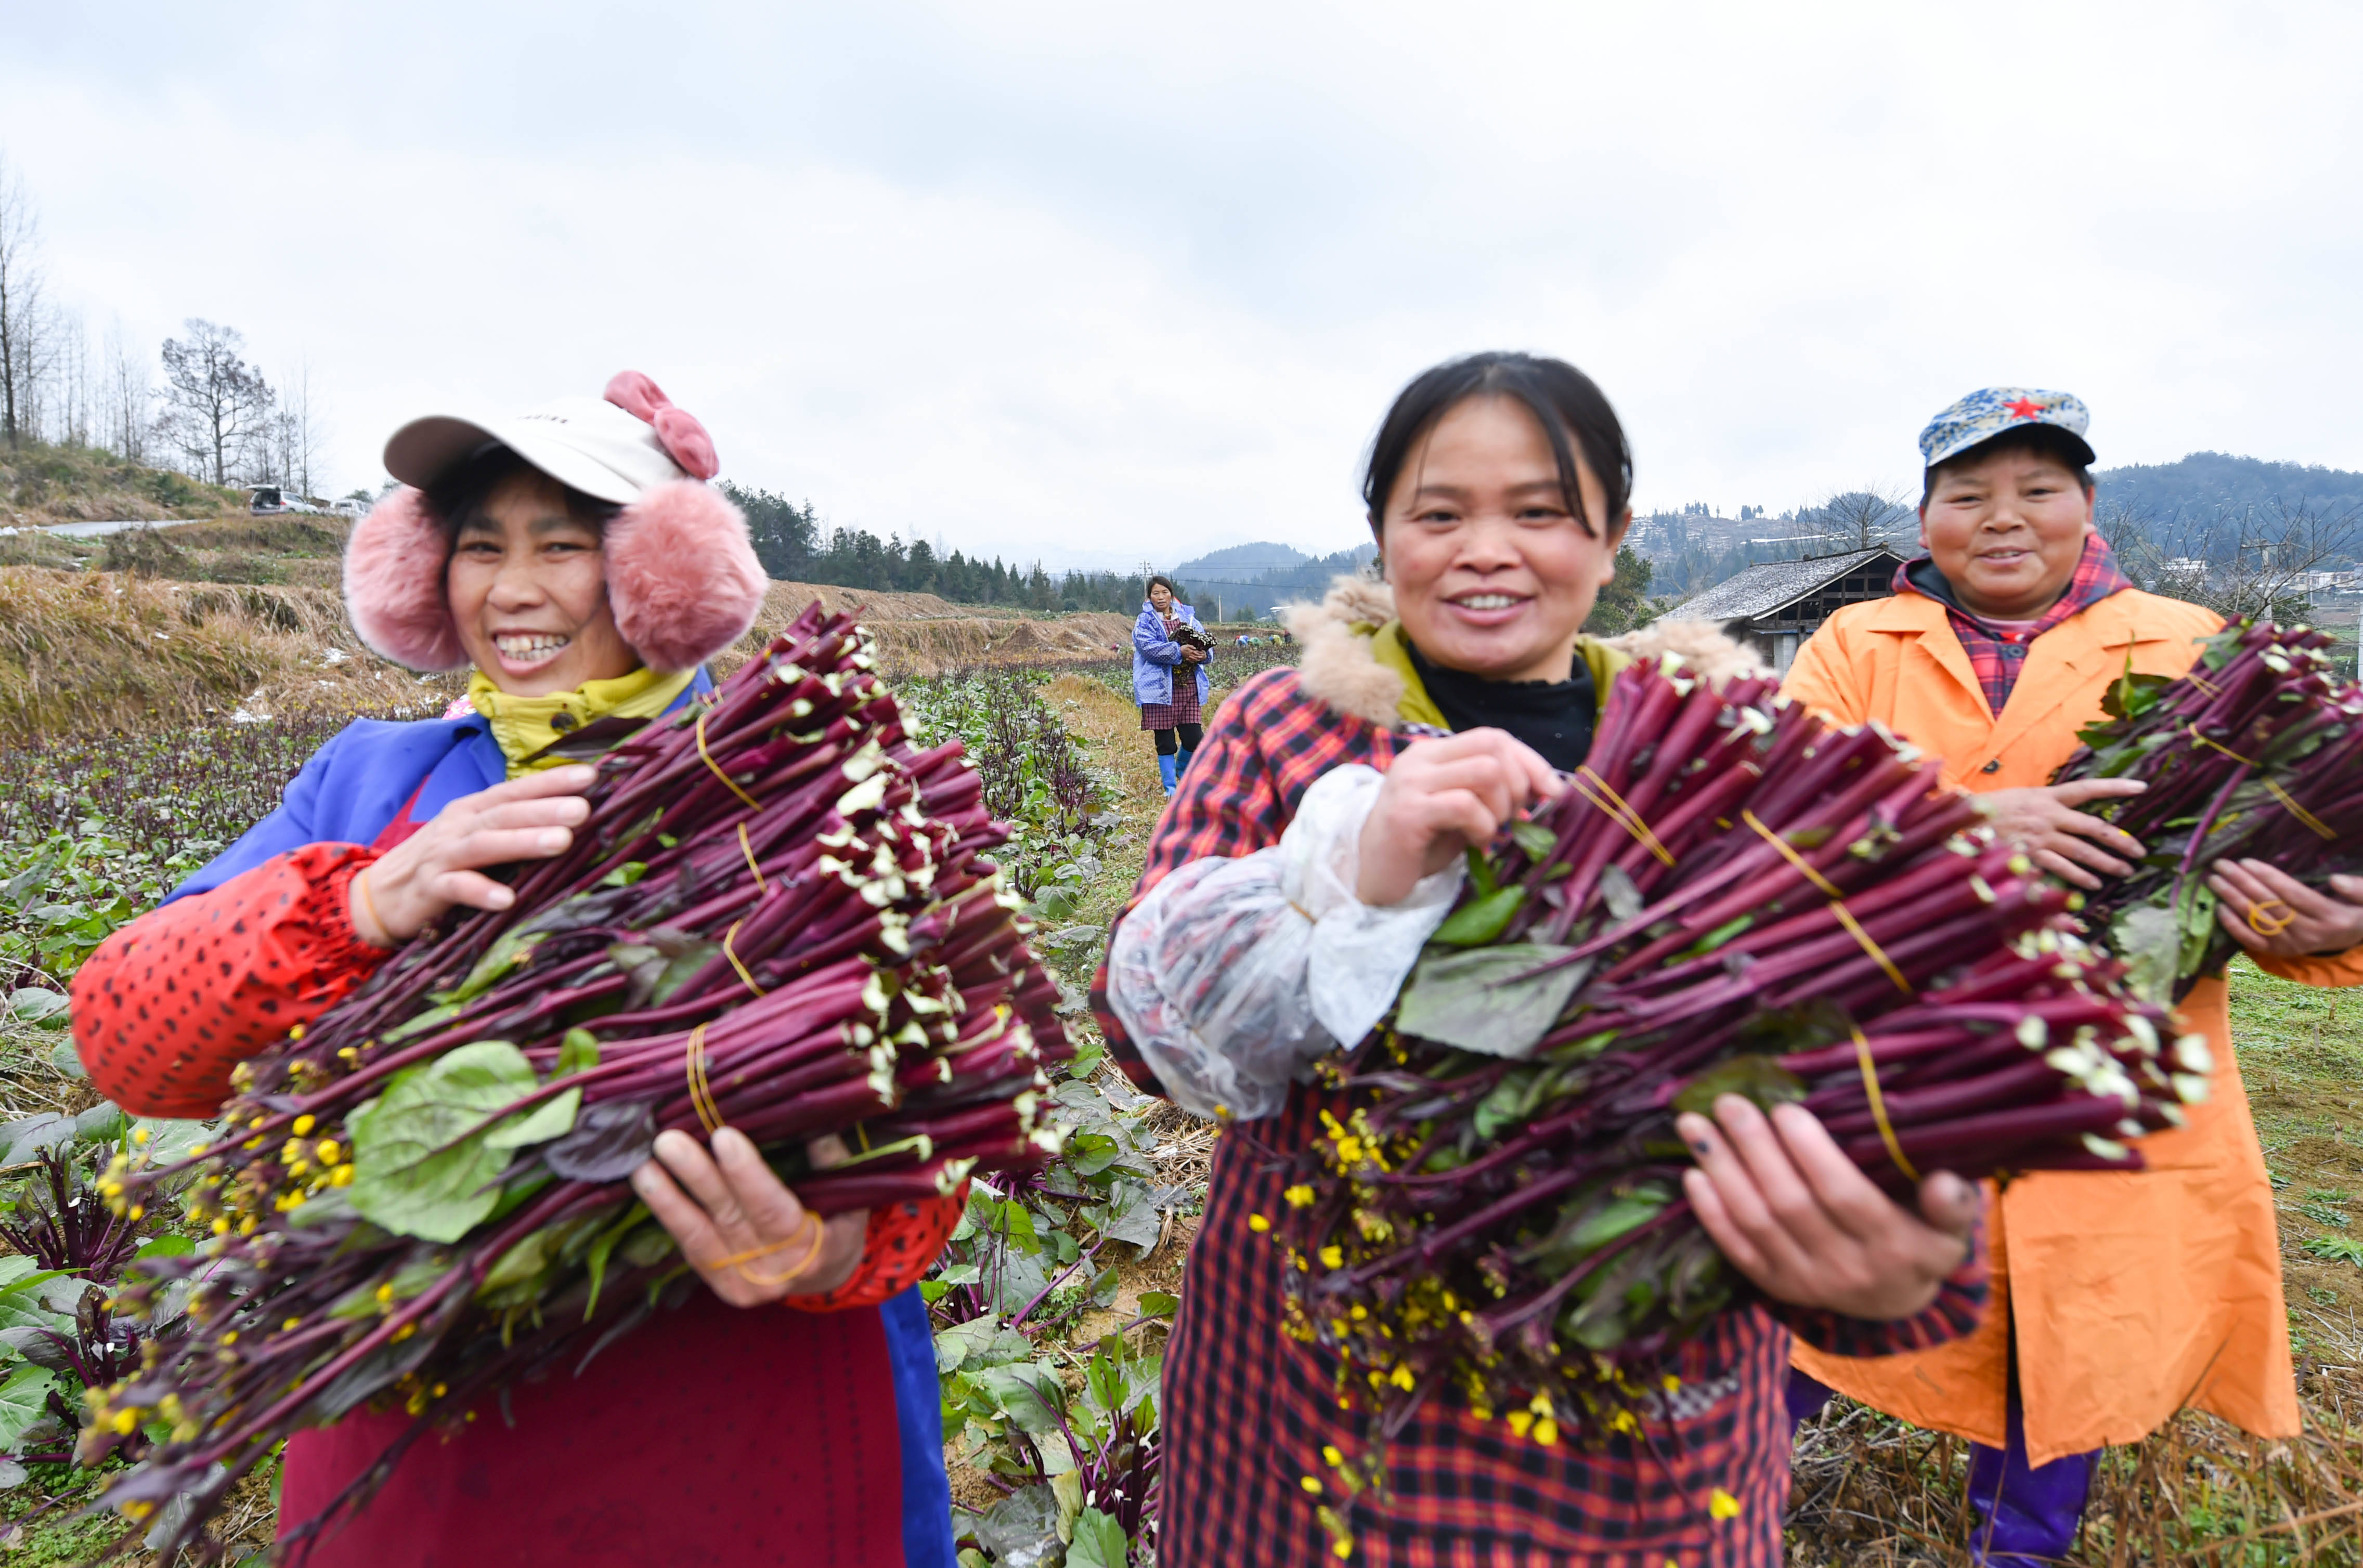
{"left": 1918, "top": 386, "right": 2096, "bottom": 469}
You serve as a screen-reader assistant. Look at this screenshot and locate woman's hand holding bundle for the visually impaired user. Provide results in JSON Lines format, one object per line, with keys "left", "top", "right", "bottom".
{"left": 349, "top": 767, "right": 599, "bottom": 946}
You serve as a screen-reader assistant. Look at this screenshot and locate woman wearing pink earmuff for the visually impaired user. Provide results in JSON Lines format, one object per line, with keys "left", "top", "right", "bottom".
{"left": 71, "top": 375, "right": 962, "bottom": 1567}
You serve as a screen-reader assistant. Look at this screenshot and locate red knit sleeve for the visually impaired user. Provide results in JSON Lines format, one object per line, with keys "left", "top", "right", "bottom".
{"left": 784, "top": 1184, "right": 968, "bottom": 1314}
{"left": 71, "top": 845, "right": 393, "bottom": 1119}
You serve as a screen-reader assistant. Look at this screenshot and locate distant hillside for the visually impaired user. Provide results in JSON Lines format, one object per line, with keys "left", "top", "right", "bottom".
{"left": 1172, "top": 540, "right": 1375, "bottom": 618}
{"left": 2095, "top": 453, "right": 2363, "bottom": 522}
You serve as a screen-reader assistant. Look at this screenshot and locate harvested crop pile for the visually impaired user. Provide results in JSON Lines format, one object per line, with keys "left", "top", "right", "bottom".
{"left": 1270, "top": 658, "right": 2198, "bottom": 1478}
{"left": 2053, "top": 618, "right": 2363, "bottom": 1001}
{"left": 86, "top": 604, "right": 1073, "bottom": 1555}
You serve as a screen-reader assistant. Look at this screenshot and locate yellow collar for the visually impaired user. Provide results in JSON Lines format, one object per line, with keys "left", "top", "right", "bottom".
{"left": 467, "top": 666, "right": 695, "bottom": 777}
{"left": 1365, "top": 621, "right": 1628, "bottom": 727}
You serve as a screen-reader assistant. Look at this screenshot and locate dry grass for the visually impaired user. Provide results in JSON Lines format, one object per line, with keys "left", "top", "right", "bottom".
{"left": 0, "top": 564, "right": 1145, "bottom": 739}
{"left": 726, "top": 583, "right": 1135, "bottom": 678}
{"left": 0, "top": 566, "right": 462, "bottom": 735}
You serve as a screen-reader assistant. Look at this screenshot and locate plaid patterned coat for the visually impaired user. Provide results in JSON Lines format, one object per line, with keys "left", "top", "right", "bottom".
{"left": 1092, "top": 599, "right": 1989, "bottom": 1567}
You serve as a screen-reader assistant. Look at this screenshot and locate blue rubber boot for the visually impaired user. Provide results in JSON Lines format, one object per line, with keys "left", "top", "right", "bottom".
{"left": 1176, "top": 748, "right": 1196, "bottom": 787}
{"left": 1158, "top": 753, "right": 1178, "bottom": 796}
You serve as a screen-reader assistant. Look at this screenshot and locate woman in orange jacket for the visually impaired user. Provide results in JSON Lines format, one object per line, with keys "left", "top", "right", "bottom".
{"left": 1779, "top": 386, "right": 2363, "bottom": 1564}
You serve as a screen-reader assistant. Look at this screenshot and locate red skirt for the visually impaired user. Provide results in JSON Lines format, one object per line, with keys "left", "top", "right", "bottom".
{"left": 277, "top": 1288, "right": 906, "bottom": 1567}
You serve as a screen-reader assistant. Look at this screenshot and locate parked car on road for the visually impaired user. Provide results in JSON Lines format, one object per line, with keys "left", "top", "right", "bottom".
{"left": 249, "top": 486, "right": 327, "bottom": 516}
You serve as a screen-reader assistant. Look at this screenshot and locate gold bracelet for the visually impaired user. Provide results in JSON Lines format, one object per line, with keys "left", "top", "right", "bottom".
{"left": 351, "top": 867, "right": 397, "bottom": 949}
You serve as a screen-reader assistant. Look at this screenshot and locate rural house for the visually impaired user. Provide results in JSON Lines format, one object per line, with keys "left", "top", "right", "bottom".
{"left": 1668, "top": 545, "right": 1905, "bottom": 673}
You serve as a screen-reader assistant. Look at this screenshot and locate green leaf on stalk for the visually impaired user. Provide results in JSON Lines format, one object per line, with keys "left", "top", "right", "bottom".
{"left": 1397, "top": 944, "right": 1591, "bottom": 1060}
{"left": 599, "top": 861, "right": 648, "bottom": 888}
{"left": 484, "top": 1089, "right": 581, "bottom": 1152}
{"left": 1085, "top": 1179, "right": 1162, "bottom": 1257}
{"left": 970, "top": 1361, "right": 1068, "bottom": 1434}
{"left": 1138, "top": 1290, "right": 1180, "bottom": 1319}
{"left": 1067, "top": 1507, "right": 1131, "bottom": 1568}
{"left": 0, "top": 1364, "right": 61, "bottom": 1452}
{"left": 555, "top": 1028, "right": 601, "bottom": 1078}
{"left": 346, "top": 1040, "right": 543, "bottom": 1243}
{"left": 1596, "top": 864, "right": 1644, "bottom": 923}
{"left": 608, "top": 934, "right": 719, "bottom": 1007}
{"left": 383, "top": 1001, "right": 463, "bottom": 1045}
{"left": 435, "top": 930, "right": 549, "bottom": 1007}
{"left": 1463, "top": 847, "right": 1498, "bottom": 899}
{"left": 1685, "top": 914, "right": 1752, "bottom": 956}
{"left": 1508, "top": 819, "right": 1559, "bottom": 863}
{"left": 1433, "top": 886, "right": 1525, "bottom": 947}
{"left": 1473, "top": 1070, "right": 1539, "bottom": 1142}
{"left": 581, "top": 1203, "right": 652, "bottom": 1321}
{"left": 1670, "top": 1054, "right": 1808, "bottom": 1116}
{"left": 2109, "top": 903, "right": 2184, "bottom": 1005}
{"left": 134, "top": 1235, "right": 195, "bottom": 1260}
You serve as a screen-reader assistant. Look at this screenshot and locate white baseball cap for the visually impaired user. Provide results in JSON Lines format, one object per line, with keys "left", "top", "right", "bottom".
{"left": 383, "top": 394, "right": 687, "bottom": 505}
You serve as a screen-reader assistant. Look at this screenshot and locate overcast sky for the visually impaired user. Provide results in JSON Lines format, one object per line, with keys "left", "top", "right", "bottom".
{"left": 4, "top": 2, "right": 2358, "bottom": 568}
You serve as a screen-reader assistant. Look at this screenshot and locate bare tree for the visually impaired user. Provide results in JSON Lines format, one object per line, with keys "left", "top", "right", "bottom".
{"left": 1810, "top": 486, "right": 1917, "bottom": 551}
{"left": 102, "top": 316, "right": 151, "bottom": 462}
{"left": 286, "top": 358, "right": 324, "bottom": 498}
{"left": 2101, "top": 498, "right": 2361, "bottom": 623}
{"left": 0, "top": 152, "right": 52, "bottom": 451}
{"left": 156, "top": 319, "right": 274, "bottom": 485}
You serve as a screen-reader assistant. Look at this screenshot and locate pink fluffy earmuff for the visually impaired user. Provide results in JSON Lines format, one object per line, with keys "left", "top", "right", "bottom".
{"left": 343, "top": 377, "right": 767, "bottom": 675}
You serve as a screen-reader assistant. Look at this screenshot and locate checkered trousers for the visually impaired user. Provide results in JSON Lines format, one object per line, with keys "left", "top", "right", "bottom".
{"left": 1092, "top": 667, "right": 1990, "bottom": 1567}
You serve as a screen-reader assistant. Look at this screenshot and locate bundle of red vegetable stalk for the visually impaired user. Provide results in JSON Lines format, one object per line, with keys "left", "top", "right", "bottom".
{"left": 83, "top": 604, "right": 1073, "bottom": 1555}
{"left": 1276, "top": 657, "right": 2202, "bottom": 1449}
{"left": 2052, "top": 618, "right": 2363, "bottom": 1002}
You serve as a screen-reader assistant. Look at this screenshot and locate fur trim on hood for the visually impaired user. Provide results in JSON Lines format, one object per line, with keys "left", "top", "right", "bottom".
{"left": 343, "top": 480, "right": 765, "bottom": 675}
{"left": 1280, "top": 576, "right": 1767, "bottom": 727}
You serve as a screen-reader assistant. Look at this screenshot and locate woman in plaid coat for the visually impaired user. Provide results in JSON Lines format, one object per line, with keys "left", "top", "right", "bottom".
{"left": 1093, "top": 352, "right": 1991, "bottom": 1566}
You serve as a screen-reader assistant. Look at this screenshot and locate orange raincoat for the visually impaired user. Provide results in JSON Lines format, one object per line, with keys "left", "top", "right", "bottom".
{"left": 1780, "top": 585, "right": 2359, "bottom": 1464}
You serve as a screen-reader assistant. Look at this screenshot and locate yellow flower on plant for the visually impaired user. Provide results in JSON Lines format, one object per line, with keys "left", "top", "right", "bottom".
{"left": 1318, "top": 1245, "right": 1344, "bottom": 1269}
{"left": 1388, "top": 1364, "right": 1416, "bottom": 1391}
{"left": 1300, "top": 1475, "right": 1322, "bottom": 1494}
{"left": 292, "top": 1114, "right": 317, "bottom": 1136}
{"left": 1248, "top": 1213, "right": 1272, "bottom": 1233}
{"left": 1709, "top": 1487, "right": 1741, "bottom": 1521}
{"left": 1285, "top": 1184, "right": 1316, "bottom": 1208}
{"left": 1533, "top": 1417, "right": 1559, "bottom": 1446}
{"left": 1505, "top": 1410, "right": 1534, "bottom": 1438}
{"left": 1322, "top": 1445, "right": 1344, "bottom": 1468}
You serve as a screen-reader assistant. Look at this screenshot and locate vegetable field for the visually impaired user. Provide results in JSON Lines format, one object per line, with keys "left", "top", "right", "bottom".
{"left": 2, "top": 620, "right": 2361, "bottom": 1565}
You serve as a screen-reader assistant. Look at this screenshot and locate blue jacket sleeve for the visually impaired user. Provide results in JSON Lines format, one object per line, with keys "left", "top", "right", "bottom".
{"left": 1133, "top": 610, "right": 1183, "bottom": 667}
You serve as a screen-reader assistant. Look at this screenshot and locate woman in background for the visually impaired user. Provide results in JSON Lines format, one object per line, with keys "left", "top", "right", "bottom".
{"left": 1133, "top": 573, "right": 1212, "bottom": 795}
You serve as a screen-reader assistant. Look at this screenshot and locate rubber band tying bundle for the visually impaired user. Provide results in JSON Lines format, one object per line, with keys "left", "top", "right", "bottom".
{"left": 697, "top": 709, "right": 763, "bottom": 812}
{"left": 2185, "top": 724, "right": 2339, "bottom": 841}
{"left": 1741, "top": 808, "right": 1914, "bottom": 995}
{"left": 1851, "top": 1026, "right": 1920, "bottom": 1183}
{"left": 1567, "top": 766, "right": 1675, "bottom": 867}
{"left": 684, "top": 1021, "right": 724, "bottom": 1133}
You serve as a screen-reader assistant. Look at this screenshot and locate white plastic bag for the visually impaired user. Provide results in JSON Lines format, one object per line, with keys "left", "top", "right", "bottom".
{"left": 1106, "top": 765, "right": 1463, "bottom": 1119}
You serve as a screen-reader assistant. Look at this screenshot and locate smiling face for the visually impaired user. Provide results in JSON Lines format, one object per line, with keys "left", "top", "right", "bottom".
{"left": 1378, "top": 395, "right": 1628, "bottom": 683}
{"left": 1920, "top": 444, "right": 2095, "bottom": 620}
{"left": 445, "top": 469, "right": 640, "bottom": 696}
